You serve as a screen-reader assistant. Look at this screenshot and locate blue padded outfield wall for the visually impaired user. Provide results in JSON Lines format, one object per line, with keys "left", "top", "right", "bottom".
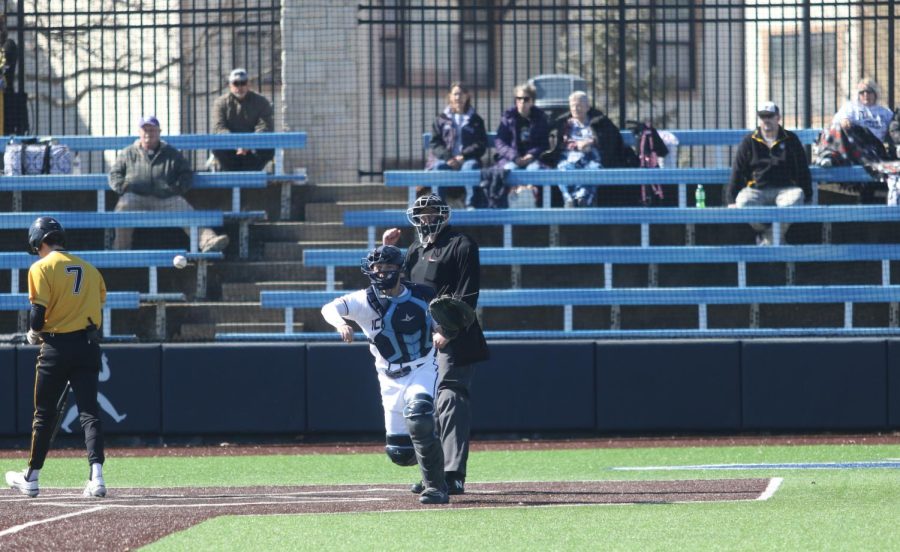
{"left": 2, "top": 339, "right": 899, "bottom": 437}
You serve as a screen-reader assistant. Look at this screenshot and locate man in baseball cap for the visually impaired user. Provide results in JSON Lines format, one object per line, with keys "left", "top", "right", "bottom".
{"left": 211, "top": 67, "right": 275, "bottom": 172}
{"left": 725, "top": 101, "right": 811, "bottom": 245}
{"left": 107, "top": 113, "right": 230, "bottom": 252}
{"left": 137, "top": 115, "right": 160, "bottom": 128}
{"left": 228, "top": 68, "right": 249, "bottom": 85}
{"left": 756, "top": 101, "right": 780, "bottom": 117}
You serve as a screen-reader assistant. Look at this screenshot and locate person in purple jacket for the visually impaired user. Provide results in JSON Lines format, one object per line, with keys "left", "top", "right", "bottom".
{"left": 487, "top": 83, "right": 550, "bottom": 207}
{"left": 494, "top": 82, "right": 550, "bottom": 171}
{"left": 426, "top": 82, "right": 488, "bottom": 209}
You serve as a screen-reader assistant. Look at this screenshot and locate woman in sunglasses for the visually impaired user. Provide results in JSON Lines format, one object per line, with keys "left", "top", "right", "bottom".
{"left": 832, "top": 78, "right": 894, "bottom": 143}
{"left": 494, "top": 83, "right": 550, "bottom": 172}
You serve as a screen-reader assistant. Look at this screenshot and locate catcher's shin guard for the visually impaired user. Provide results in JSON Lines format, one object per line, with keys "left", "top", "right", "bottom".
{"left": 403, "top": 393, "right": 445, "bottom": 491}
{"left": 385, "top": 434, "right": 417, "bottom": 466}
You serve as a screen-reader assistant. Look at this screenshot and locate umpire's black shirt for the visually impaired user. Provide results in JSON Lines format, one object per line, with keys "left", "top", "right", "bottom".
{"left": 404, "top": 226, "right": 489, "bottom": 364}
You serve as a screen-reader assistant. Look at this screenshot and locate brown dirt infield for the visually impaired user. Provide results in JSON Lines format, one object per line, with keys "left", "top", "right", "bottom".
{"left": 0, "top": 478, "right": 777, "bottom": 551}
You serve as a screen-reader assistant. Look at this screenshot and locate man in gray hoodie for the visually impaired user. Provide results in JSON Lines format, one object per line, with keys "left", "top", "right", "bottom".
{"left": 108, "top": 115, "right": 229, "bottom": 252}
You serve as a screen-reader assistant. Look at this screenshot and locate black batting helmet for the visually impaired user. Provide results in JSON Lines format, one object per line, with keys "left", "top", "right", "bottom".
{"left": 28, "top": 216, "right": 66, "bottom": 255}
{"left": 407, "top": 193, "right": 450, "bottom": 243}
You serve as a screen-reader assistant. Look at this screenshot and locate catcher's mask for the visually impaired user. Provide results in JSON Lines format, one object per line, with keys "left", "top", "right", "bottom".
{"left": 361, "top": 245, "right": 404, "bottom": 291}
{"left": 407, "top": 194, "right": 450, "bottom": 244}
{"left": 28, "top": 216, "right": 66, "bottom": 255}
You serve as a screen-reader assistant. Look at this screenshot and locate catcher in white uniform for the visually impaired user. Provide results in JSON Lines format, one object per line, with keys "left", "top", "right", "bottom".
{"left": 321, "top": 245, "right": 449, "bottom": 505}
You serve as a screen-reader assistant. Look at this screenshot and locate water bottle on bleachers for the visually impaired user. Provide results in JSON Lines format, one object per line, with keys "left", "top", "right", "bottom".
{"left": 694, "top": 184, "right": 706, "bottom": 208}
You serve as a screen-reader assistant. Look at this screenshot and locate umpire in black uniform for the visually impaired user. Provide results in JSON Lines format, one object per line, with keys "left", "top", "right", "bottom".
{"left": 383, "top": 194, "right": 489, "bottom": 494}
{"left": 5, "top": 217, "right": 108, "bottom": 498}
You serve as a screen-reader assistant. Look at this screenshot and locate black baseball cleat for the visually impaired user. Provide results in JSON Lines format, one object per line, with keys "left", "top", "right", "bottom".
{"left": 419, "top": 487, "right": 450, "bottom": 505}
{"left": 413, "top": 476, "right": 465, "bottom": 495}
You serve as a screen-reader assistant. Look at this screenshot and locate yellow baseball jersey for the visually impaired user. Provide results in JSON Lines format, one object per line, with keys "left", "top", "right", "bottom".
{"left": 28, "top": 250, "right": 107, "bottom": 333}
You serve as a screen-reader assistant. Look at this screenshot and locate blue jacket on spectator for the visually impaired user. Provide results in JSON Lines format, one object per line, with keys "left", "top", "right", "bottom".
{"left": 426, "top": 108, "right": 488, "bottom": 170}
{"left": 493, "top": 105, "right": 550, "bottom": 163}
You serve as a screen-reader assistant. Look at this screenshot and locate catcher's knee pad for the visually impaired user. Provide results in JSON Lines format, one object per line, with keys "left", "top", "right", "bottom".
{"left": 385, "top": 434, "right": 417, "bottom": 467}
{"left": 403, "top": 393, "right": 436, "bottom": 440}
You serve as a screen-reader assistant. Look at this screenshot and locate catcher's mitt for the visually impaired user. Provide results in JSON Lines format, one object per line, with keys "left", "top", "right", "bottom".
{"left": 429, "top": 295, "right": 476, "bottom": 339}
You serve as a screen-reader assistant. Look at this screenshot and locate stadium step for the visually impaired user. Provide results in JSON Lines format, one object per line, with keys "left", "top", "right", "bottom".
{"left": 296, "top": 182, "right": 408, "bottom": 203}
{"left": 221, "top": 281, "right": 345, "bottom": 302}
{"left": 250, "top": 221, "right": 367, "bottom": 242}
{"left": 178, "top": 321, "right": 307, "bottom": 341}
{"left": 304, "top": 200, "right": 407, "bottom": 223}
{"left": 262, "top": 240, "right": 368, "bottom": 261}
{"left": 216, "top": 322, "right": 307, "bottom": 334}
{"left": 209, "top": 261, "right": 323, "bottom": 282}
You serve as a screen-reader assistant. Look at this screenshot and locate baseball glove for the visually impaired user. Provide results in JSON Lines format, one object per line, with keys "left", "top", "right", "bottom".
{"left": 429, "top": 295, "right": 476, "bottom": 339}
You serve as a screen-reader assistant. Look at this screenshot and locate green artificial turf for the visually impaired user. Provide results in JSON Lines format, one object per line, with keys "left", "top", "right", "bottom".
{"left": 3, "top": 443, "right": 900, "bottom": 550}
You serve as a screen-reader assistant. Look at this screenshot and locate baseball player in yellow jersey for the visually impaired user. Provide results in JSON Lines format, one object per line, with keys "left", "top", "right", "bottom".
{"left": 5, "top": 217, "right": 108, "bottom": 498}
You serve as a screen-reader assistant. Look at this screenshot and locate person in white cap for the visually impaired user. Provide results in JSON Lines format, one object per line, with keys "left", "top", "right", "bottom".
{"left": 726, "top": 102, "right": 811, "bottom": 246}
{"left": 212, "top": 68, "right": 275, "bottom": 172}
{"left": 108, "top": 115, "right": 230, "bottom": 252}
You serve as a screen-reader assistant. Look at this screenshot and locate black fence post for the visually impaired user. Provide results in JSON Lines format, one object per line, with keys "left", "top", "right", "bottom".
{"left": 802, "top": 0, "right": 812, "bottom": 129}
{"left": 617, "top": 0, "right": 626, "bottom": 128}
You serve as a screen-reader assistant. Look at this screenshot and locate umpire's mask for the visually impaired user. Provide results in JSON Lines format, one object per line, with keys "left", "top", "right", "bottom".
{"left": 407, "top": 194, "right": 450, "bottom": 244}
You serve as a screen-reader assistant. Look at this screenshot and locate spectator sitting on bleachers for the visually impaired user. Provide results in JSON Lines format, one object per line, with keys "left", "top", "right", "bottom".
{"left": 426, "top": 82, "right": 488, "bottom": 210}
{"left": 541, "top": 91, "right": 635, "bottom": 207}
{"left": 211, "top": 68, "right": 275, "bottom": 172}
{"left": 726, "top": 102, "right": 811, "bottom": 246}
{"left": 108, "top": 115, "right": 230, "bottom": 252}
{"left": 487, "top": 82, "right": 550, "bottom": 208}
{"left": 832, "top": 78, "right": 895, "bottom": 144}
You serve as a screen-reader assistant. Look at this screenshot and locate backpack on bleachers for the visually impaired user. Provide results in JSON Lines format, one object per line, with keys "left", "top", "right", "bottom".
{"left": 630, "top": 121, "right": 669, "bottom": 206}
{"left": 4, "top": 137, "right": 74, "bottom": 176}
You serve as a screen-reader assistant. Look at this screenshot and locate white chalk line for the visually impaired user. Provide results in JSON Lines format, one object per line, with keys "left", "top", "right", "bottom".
{"left": 757, "top": 477, "right": 783, "bottom": 501}
{"left": 0, "top": 506, "right": 105, "bottom": 537}
{"left": 36, "top": 497, "right": 389, "bottom": 509}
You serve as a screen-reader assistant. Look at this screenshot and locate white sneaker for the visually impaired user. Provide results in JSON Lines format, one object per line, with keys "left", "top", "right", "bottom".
{"left": 201, "top": 234, "right": 230, "bottom": 253}
{"left": 83, "top": 476, "right": 106, "bottom": 498}
{"left": 6, "top": 470, "right": 39, "bottom": 497}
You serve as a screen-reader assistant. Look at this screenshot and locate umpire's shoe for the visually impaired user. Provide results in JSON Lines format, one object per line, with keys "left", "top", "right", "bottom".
{"left": 412, "top": 476, "right": 465, "bottom": 495}
{"left": 6, "top": 470, "right": 39, "bottom": 498}
{"left": 419, "top": 486, "right": 450, "bottom": 505}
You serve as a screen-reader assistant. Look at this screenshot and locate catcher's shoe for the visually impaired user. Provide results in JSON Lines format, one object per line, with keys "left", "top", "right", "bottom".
{"left": 410, "top": 480, "right": 425, "bottom": 494}
{"left": 419, "top": 487, "right": 449, "bottom": 505}
{"left": 6, "top": 470, "right": 39, "bottom": 498}
{"left": 83, "top": 476, "right": 106, "bottom": 498}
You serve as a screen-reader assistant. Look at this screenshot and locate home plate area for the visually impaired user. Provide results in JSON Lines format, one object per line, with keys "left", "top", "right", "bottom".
{"left": 1, "top": 478, "right": 778, "bottom": 550}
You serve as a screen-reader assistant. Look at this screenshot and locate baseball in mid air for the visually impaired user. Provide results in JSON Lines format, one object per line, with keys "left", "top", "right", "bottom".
{"left": 173, "top": 255, "right": 188, "bottom": 269}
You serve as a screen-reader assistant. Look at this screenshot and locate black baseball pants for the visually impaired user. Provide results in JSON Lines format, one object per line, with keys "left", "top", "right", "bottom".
{"left": 29, "top": 332, "right": 105, "bottom": 470}
{"left": 435, "top": 354, "right": 474, "bottom": 479}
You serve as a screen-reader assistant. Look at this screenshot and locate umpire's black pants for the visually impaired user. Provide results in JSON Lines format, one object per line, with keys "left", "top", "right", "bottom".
{"left": 435, "top": 354, "right": 474, "bottom": 479}
{"left": 29, "top": 331, "right": 104, "bottom": 470}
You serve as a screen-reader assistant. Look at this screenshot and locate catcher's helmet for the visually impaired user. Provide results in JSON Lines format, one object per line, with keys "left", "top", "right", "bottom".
{"left": 407, "top": 193, "right": 450, "bottom": 244}
{"left": 361, "top": 245, "right": 404, "bottom": 291}
{"left": 28, "top": 216, "right": 66, "bottom": 255}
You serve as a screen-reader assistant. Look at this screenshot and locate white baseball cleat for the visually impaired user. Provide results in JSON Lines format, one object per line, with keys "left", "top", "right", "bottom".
{"left": 82, "top": 476, "right": 106, "bottom": 498}
{"left": 6, "top": 470, "right": 39, "bottom": 497}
